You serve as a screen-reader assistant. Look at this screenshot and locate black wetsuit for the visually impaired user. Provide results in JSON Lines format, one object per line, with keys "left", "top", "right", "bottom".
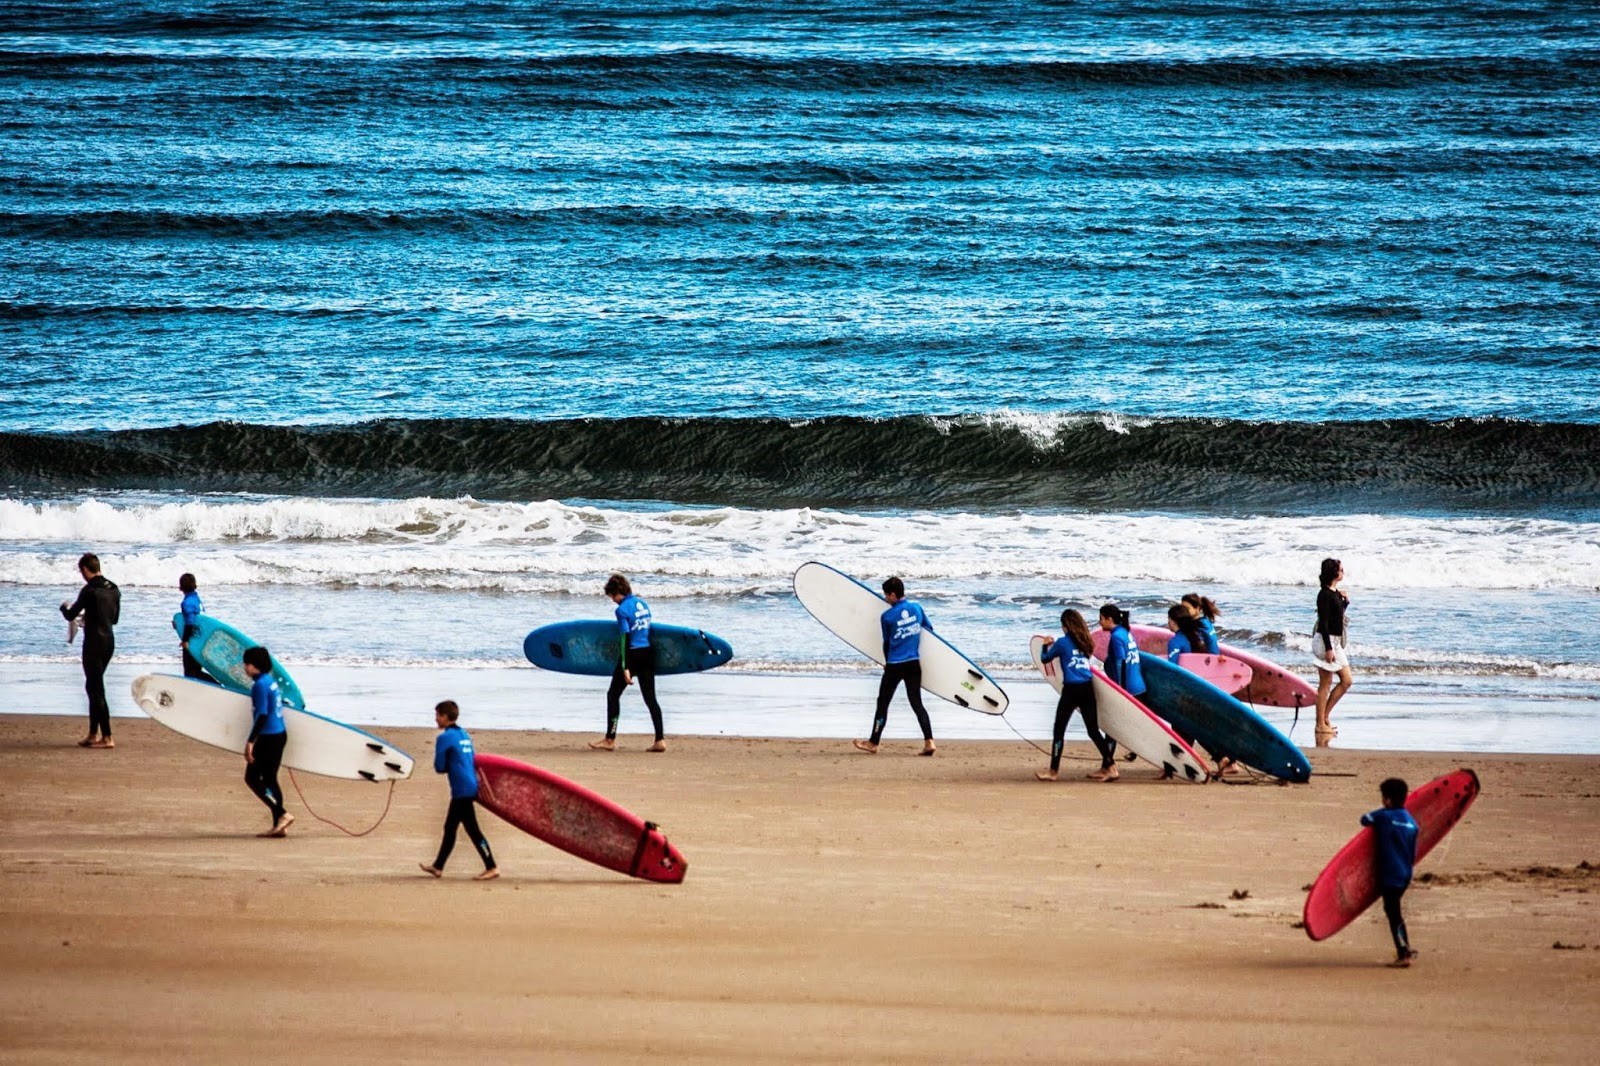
{"left": 61, "top": 575, "right": 120, "bottom": 738}
{"left": 606, "top": 644, "right": 664, "bottom": 742}
{"left": 872, "top": 660, "right": 933, "bottom": 745}
{"left": 1052, "top": 681, "right": 1114, "bottom": 773}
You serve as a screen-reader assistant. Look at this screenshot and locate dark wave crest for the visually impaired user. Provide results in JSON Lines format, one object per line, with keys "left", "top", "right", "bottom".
{"left": 3, "top": 416, "right": 1598, "bottom": 514}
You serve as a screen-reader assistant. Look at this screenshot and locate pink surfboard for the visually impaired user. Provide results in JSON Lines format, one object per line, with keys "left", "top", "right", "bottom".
{"left": 1302, "top": 768, "right": 1480, "bottom": 941}
{"left": 474, "top": 753, "right": 687, "bottom": 883}
{"left": 1103, "top": 623, "right": 1317, "bottom": 710}
{"left": 1092, "top": 628, "right": 1254, "bottom": 695}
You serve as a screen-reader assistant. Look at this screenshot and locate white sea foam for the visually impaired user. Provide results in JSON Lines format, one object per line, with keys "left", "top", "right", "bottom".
{"left": 2, "top": 494, "right": 1598, "bottom": 593}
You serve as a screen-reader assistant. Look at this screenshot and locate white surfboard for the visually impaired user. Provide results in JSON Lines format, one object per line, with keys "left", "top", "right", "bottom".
{"left": 1030, "top": 635, "right": 1209, "bottom": 782}
{"left": 130, "top": 674, "right": 414, "bottom": 782}
{"left": 793, "top": 562, "right": 1008, "bottom": 715}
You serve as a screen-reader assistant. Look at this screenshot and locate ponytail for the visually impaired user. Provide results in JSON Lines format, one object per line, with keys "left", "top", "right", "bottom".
{"left": 1181, "top": 592, "right": 1219, "bottom": 622}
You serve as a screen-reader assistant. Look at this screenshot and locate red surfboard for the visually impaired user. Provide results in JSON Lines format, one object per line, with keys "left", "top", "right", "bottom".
{"left": 1302, "top": 768, "right": 1479, "bottom": 941}
{"left": 473, "top": 753, "right": 686, "bottom": 883}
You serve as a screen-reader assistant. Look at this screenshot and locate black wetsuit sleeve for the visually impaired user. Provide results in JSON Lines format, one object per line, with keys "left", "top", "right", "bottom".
{"left": 61, "top": 587, "right": 86, "bottom": 621}
{"left": 101, "top": 580, "right": 120, "bottom": 627}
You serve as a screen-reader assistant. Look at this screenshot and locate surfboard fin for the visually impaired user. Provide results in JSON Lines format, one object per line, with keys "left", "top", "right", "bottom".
{"left": 384, "top": 761, "right": 403, "bottom": 772}
{"left": 358, "top": 770, "right": 376, "bottom": 781}
{"left": 982, "top": 695, "right": 999, "bottom": 708}
{"left": 366, "top": 742, "right": 384, "bottom": 753}
{"left": 953, "top": 695, "right": 970, "bottom": 708}
{"left": 966, "top": 668, "right": 982, "bottom": 680}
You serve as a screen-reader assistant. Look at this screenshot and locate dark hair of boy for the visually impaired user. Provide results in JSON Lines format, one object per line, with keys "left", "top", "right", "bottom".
{"left": 242, "top": 646, "right": 273, "bottom": 673}
{"left": 179, "top": 573, "right": 197, "bottom": 593}
{"left": 1380, "top": 777, "right": 1409, "bottom": 806}
{"left": 78, "top": 553, "right": 101, "bottom": 574}
{"left": 882, "top": 576, "right": 905, "bottom": 598}
{"left": 435, "top": 700, "right": 460, "bottom": 721}
{"left": 604, "top": 573, "right": 632, "bottom": 598}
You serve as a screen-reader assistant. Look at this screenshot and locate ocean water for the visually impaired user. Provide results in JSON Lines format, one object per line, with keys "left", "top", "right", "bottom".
{"left": 2, "top": 3, "right": 1597, "bottom": 749}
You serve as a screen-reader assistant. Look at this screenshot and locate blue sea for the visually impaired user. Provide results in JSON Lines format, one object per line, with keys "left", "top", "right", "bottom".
{"left": 2, "top": 2, "right": 1598, "bottom": 750}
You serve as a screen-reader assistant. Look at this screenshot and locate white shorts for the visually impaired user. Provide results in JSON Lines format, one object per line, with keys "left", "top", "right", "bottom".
{"left": 1311, "top": 632, "right": 1350, "bottom": 673}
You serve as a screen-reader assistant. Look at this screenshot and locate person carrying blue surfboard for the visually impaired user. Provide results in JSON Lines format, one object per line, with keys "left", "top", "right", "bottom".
{"left": 175, "top": 572, "right": 217, "bottom": 684}
{"left": 419, "top": 700, "right": 498, "bottom": 881}
{"left": 1362, "top": 777, "right": 1420, "bottom": 967}
{"left": 242, "top": 645, "right": 293, "bottom": 838}
{"left": 853, "top": 577, "right": 937, "bottom": 756}
{"left": 590, "top": 574, "right": 668, "bottom": 753}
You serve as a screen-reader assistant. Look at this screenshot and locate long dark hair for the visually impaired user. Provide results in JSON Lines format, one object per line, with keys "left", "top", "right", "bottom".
{"left": 1319, "top": 558, "right": 1342, "bottom": 588}
{"left": 1099, "top": 603, "right": 1130, "bottom": 630}
{"left": 1181, "top": 592, "right": 1218, "bottom": 622}
{"left": 1167, "top": 604, "right": 1205, "bottom": 648}
{"left": 1061, "top": 609, "right": 1094, "bottom": 657}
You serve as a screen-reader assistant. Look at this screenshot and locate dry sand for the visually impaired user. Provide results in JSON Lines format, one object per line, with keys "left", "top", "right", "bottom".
{"left": 3, "top": 715, "right": 1598, "bottom": 1064}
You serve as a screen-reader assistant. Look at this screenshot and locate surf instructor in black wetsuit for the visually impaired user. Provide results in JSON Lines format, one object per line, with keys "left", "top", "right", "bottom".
{"left": 61, "top": 552, "right": 120, "bottom": 749}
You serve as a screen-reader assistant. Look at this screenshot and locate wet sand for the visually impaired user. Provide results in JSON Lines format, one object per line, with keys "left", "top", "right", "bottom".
{"left": 2, "top": 715, "right": 1598, "bottom": 1063}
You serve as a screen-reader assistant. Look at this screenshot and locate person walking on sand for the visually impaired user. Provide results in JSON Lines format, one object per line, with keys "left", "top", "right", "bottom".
{"left": 854, "top": 577, "right": 937, "bottom": 756}
{"left": 242, "top": 646, "right": 294, "bottom": 838}
{"left": 590, "top": 574, "right": 668, "bottom": 753}
{"left": 1362, "top": 777, "right": 1420, "bottom": 967}
{"left": 1037, "top": 609, "right": 1115, "bottom": 782}
{"left": 60, "top": 552, "right": 120, "bottom": 748}
{"left": 175, "top": 572, "right": 216, "bottom": 683}
{"left": 1313, "top": 557, "right": 1353, "bottom": 741}
{"left": 419, "top": 700, "right": 498, "bottom": 880}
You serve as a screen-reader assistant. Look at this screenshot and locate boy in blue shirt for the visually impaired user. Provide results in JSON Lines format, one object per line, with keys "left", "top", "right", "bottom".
{"left": 175, "top": 572, "right": 216, "bottom": 683}
{"left": 591, "top": 573, "right": 668, "bottom": 753}
{"left": 242, "top": 646, "right": 293, "bottom": 838}
{"left": 420, "top": 700, "right": 499, "bottom": 880}
{"left": 1362, "top": 777, "right": 1420, "bottom": 967}
{"left": 854, "top": 577, "right": 936, "bottom": 756}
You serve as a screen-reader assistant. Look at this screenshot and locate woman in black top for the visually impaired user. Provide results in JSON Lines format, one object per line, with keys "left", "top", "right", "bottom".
{"left": 1312, "top": 557, "right": 1352, "bottom": 741}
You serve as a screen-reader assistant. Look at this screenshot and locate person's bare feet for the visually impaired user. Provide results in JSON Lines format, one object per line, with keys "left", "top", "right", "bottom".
{"left": 589, "top": 737, "right": 616, "bottom": 751}
{"left": 473, "top": 868, "right": 500, "bottom": 881}
{"left": 1096, "top": 765, "right": 1119, "bottom": 782}
{"left": 268, "top": 812, "right": 295, "bottom": 837}
{"left": 919, "top": 741, "right": 937, "bottom": 757}
{"left": 1387, "top": 954, "right": 1413, "bottom": 968}
{"left": 1035, "top": 768, "right": 1058, "bottom": 781}
{"left": 852, "top": 739, "right": 879, "bottom": 754}
{"left": 77, "top": 735, "right": 98, "bottom": 748}
{"left": 418, "top": 863, "right": 443, "bottom": 878}
{"left": 646, "top": 740, "right": 667, "bottom": 753}
{"left": 89, "top": 738, "right": 114, "bottom": 749}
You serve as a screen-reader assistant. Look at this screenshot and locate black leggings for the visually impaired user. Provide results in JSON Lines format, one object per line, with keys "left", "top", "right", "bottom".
{"left": 606, "top": 645, "right": 664, "bottom": 741}
{"left": 435, "top": 796, "right": 496, "bottom": 870}
{"left": 82, "top": 638, "right": 113, "bottom": 738}
{"left": 872, "top": 660, "right": 933, "bottom": 744}
{"left": 1051, "top": 680, "right": 1114, "bottom": 772}
{"left": 1381, "top": 886, "right": 1411, "bottom": 958}
{"left": 245, "top": 731, "right": 287, "bottom": 822}
{"left": 181, "top": 646, "right": 216, "bottom": 684}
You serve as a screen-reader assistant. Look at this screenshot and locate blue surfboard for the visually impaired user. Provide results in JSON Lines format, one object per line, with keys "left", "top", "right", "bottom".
{"left": 1137, "top": 655, "right": 1311, "bottom": 782}
{"left": 523, "top": 621, "right": 734, "bottom": 677}
{"left": 173, "top": 612, "right": 309, "bottom": 710}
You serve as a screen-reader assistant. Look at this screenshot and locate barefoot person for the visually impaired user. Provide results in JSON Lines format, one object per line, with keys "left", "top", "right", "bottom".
{"left": 590, "top": 574, "right": 667, "bottom": 753}
{"left": 854, "top": 577, "right": 937, "bottom": 756}
{"left": 1313, "top": 557, "right": 1354, "bottom": 741}
{"left": 1096, "top": 603, "right": 1144, "bottom": 778}
{"left": 175, "top": 572, "right": 216, "bottom": 683}
{"left": 242, "top": 646, "right": 293, "bottom": 838}
{"left": 419, "top": 700, "right": 498, "bottom": 881}
{"left": 1037, "top": 609, "right": 1114, "bottom": 782}
{"left": 60, "top": 552, "right": 120, "bottom": 749}
{"left": 1362, "top": 777, "right": 1419, "bottom": 967}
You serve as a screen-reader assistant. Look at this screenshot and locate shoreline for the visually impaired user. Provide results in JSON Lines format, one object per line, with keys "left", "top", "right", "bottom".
{"left": 3, "top": 716, "right": 1598, "bottom": 1063}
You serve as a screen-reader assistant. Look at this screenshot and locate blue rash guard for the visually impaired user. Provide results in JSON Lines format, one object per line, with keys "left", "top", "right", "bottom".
{"left": 434, "top": 723, "right": 480, "bottom": 799}
{"left": 1103, "top": 625, "right": 1146, "bottom": 696}
{"left": 178, "top": 590, "right": 203, "bottom": 639}
{"left": 1167, "top": 631, "right": 1195, "bottom": 662}
{"left": 1198, "top": 617, "right": 1220, "bottom": 655}
{"left": 1041, "top": 636, "right": 1094, "bottom": 684}
{"left": 881, "top": 600, "right": 932, "bottom": 664}
{"left": 615, "top": 594, "right": 653, "bottom": 651}
{"left": 248, "top": 673, "right": 285, "bottom": 741}
{"left": 1361, "top": 806, "right": 1420, "bottom": 889}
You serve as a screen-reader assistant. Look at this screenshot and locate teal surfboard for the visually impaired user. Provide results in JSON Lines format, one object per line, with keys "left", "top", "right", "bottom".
{"left": 1137, "top": 655, "right": 1310, "bottom": 782}
{"left": 524, "top": 621, "right": 734, "bottom": 677}
{"left": 173, "top": 612, "right": 308, "bottom": 710}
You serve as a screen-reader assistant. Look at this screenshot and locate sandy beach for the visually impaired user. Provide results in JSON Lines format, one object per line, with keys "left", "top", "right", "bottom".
{"left": 3, "top": 715, "right": 1597, "bottom": 1064}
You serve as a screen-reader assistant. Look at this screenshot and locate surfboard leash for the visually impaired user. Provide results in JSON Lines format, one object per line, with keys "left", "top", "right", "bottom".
{"left": 998, "top": 714, "right": 1099, "bottom": 762}
{"left": 286, "top": 768, "right": 397, "bottom": 837}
